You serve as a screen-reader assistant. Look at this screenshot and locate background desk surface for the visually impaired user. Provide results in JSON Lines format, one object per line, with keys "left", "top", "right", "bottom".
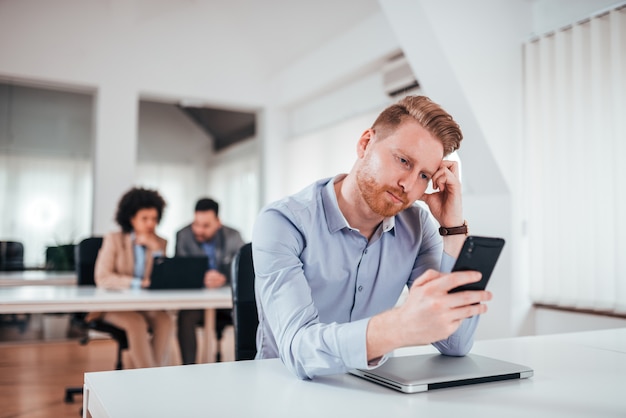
{"left": 0, "top": 285, "right": 232, "bottom": 313}
{"left": 0, "top": 286, "right": 232, "bottom": 313}
{"left": 0, "top": 270, "right": 77, "bottom": 287}
{"left": 0, "top": 284, "right": 232, "bottom": 363}
{"left": 84, "top": 328, "right": 626, "bottom": 418}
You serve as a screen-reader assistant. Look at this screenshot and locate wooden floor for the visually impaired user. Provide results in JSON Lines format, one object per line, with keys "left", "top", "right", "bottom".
{"left": 0, "top": 338, "right": 119, "bottom": 418}
{"left": 0, "top": 329, "right": 235, "bottom": 418}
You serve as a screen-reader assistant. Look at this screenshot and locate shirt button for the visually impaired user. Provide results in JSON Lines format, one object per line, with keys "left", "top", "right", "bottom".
{"left": 358, "top": 285, "right": 363, "bottom": 292}
{"left": 364, "top": 249, "right": 368, "bottom": 254}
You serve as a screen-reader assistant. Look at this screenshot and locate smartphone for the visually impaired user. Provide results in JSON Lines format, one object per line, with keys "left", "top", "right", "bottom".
{"left": 448, "top": 236, "right": 505, "bottom": 293}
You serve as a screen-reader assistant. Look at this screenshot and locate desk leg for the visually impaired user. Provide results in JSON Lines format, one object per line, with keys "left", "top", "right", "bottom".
{"left": 83, "top": 382, "right": 109, "bottom": 418}
{"left": 83, "top": 384, "right": 90, "bottom": 418}
{"left": 201, "top": 308, "right": 216, "bottom": 363}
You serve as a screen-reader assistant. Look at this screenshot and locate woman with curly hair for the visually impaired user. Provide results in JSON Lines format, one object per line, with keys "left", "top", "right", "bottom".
{"left": 94, "top": 187, "right": 175, "bottom": 368}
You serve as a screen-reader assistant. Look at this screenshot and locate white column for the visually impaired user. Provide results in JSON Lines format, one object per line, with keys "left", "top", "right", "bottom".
{"left": 91, "top": 84, "right": 138, "bottom": 235}
{"left": 258, "top": 106, "right": 288, "bottom": 206}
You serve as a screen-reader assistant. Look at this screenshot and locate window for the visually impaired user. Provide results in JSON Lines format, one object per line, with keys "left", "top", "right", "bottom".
{"left": 0, "top": 84, "right": 93, "bottom": 267}
{"left": 524, "top": 6, "right": 626, "bottom": 314}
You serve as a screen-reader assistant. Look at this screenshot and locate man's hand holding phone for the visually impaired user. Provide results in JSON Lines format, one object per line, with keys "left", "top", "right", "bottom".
{"left": 449, "top": 236, "right": 505, "bottom": 293}
{"left": 366, "top": 269, "right": 491, "bottom": 360}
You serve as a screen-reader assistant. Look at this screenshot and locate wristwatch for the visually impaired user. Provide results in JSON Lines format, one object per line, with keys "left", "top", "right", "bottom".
{"left": 438, "top": 220, "right": 468, "bottom": 236}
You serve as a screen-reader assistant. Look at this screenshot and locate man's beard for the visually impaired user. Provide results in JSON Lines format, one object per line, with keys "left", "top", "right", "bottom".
{"left": 356, "top": 165, "right": 411, "bottom": 217}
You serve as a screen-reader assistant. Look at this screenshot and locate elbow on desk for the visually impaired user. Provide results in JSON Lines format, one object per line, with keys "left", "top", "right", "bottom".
{"left": 435, "top": 339, "right": 474, "bottom": 357}
{"left": 432, "top": 329, "right": 476, "bottom": 357}
{"left": 434, "top": 315, "right": 480, "bottom": 356}
{"left": 278, "top": 344, "right": 346, "bottom": 380}
{"left": 280, "top": 351, "right": 312, "bottom": 380}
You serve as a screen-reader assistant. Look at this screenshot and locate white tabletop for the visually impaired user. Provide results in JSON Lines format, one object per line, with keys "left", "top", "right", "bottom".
{"left": 83, "top": 328, "right": 626, "bottom": 418}
{"left": 0, "top": 270, "right": 77, "bottom": 286}
{"left": 1, "top": 284, "right": 233, "bottom": 364}
{"left": 0, "top": 285, "right": 232, "bottom": 313}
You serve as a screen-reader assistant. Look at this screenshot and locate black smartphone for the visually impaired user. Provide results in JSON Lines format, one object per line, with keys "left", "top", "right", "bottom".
{"left": 448, "top": 236, "right": 505, "bottom": 293}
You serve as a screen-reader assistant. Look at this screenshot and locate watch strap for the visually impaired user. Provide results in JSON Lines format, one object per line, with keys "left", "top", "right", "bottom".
{"left": 438, "top": 221, "right": 468, "bottom": 236}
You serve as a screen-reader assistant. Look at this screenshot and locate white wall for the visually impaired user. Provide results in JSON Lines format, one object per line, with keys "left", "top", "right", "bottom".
{"left": 285, "top": 110, "right": 381, "bottom": 195}
{"left": 534, "top": 308, "right": 626, "bottom": 335}
{"left": 0, "top": 84, "right": 93, "bottom": 158}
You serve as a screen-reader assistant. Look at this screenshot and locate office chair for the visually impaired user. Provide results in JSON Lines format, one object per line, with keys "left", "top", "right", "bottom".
{"left": 213, "top": 309, "right": 231, "bottom": 362}
{"left": 0, "top": 240, "right": 24, "bottom": 271}
{"left": 230, "top": 242, "right": 258, "bottom": 361}
{"left": 64, "top": 237, "right": 129, "bottom": 404}
{"left": 0, "top": 241, "right": 28, "bottom": 333}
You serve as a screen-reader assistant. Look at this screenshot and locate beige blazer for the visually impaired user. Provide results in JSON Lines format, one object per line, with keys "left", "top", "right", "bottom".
{"left": 94, "top": 231, "right": 167, "bottom": 290}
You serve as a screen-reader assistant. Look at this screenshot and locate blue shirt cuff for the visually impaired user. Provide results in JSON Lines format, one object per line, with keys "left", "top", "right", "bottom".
{"left": 338, "top": 317, "right": 390, "bottom": 370}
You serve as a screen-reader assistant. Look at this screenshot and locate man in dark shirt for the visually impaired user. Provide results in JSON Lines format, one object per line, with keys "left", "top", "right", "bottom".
{"left": 176, "top": 198, "right": 244, "bottom": 364}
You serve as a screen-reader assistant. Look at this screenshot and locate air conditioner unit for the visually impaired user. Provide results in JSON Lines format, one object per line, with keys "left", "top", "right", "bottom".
{"left": 382, "top": 53, "right": 420, "bottom": 98}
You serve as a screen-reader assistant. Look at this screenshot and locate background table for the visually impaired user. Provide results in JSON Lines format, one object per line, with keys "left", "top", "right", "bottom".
{"left": 0, "top": 270, "right": 77, "bottom": 286}
{"left": 0, "top": 285, "right": 232, "bottom": 363}
{"left": 83, "top": 328, "right": 626, "bottom": 418}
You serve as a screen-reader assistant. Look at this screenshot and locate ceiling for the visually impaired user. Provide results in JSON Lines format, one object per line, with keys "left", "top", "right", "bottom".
{"left": 178, "top": 105, "right": 256, "bottom": 152}
{"left": 131, "top": 0, "right": 382, "bottom": 79}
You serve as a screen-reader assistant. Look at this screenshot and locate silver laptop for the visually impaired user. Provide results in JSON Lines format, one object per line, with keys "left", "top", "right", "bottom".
{"left": 149, "top": 256, "right": 207, "bottom": 290}
{"left": 349, "top": 353, "right": 533, "bottom": 394}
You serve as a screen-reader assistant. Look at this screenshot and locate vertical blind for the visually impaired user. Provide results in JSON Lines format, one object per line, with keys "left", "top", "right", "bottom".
{"left": 524, "top": 5, "right": 626, "bottom": 314}
{"left": 205, "top": 153, "right": 259, "bottom": 243}
{"left": 0, "top": 155, "right": 92, "bottom": 267}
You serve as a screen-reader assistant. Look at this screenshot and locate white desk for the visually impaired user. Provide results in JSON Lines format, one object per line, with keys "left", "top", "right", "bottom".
{"left": 83, "top": 328, "right": 626, "bottom": 418}
{"left": 0, "top": 270, "right": 77, "bottom": 286}
{"left": 0, "top": 285, "right": 231, "bottom": 313}
{"left": 0, "top": 285, "right": 232, "bottom": 362}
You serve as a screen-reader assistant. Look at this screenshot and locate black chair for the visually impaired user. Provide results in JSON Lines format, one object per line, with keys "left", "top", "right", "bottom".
{"left": 64, "top": 237, "right": 129, "bottom": 404}
{"left": 0, "top": 241, "right": 28, "bottom": 333}
{"left": 213, "top": 309, "right": 232, "bottom": 362}
{"left": 0, "top": 241, "right": 24, "bottom": 271}
{"left": 230, "top": 243, "right": 258, "bottom": 361}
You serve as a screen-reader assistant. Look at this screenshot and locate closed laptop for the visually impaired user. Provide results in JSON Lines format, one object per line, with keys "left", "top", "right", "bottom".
{"left": 349, "top": 353, "right": 533, "bottom": 394}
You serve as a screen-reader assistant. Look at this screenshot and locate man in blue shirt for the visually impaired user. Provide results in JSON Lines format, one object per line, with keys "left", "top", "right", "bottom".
{"left": 252, "top": 96, "right": 492, "bottom": 379}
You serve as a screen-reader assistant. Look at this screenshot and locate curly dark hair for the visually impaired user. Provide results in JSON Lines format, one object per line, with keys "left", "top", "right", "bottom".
{"left": 115, "top": 187, "right": 166, "bottom": 233}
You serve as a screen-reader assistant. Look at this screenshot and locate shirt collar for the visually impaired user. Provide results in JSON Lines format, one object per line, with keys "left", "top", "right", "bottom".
{"left": 322, "top": 174, "right": 396, "bottom": 235}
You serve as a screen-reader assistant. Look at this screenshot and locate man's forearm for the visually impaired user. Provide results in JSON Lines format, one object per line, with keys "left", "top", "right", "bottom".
{"left": 442, "top": 233, "right": 466, "bottom": 259}
{"left": 366, "top": 309, "right": 402, "bottom": 361}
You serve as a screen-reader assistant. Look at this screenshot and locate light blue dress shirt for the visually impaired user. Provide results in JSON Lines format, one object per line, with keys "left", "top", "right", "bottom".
{"left": 131, "top": 233, "right": 163, "bottom": 289}
{"left": 252, "top": 175, "right": 479, "bottom": 379}
{"left": 132, "top": 238, "right": 146, "bottom": 290}
{"left": 201, "top": 241, "right": 217, "bottom": 270}
{"left": 133, "top": 242, "right": 146, "bottom": 279}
